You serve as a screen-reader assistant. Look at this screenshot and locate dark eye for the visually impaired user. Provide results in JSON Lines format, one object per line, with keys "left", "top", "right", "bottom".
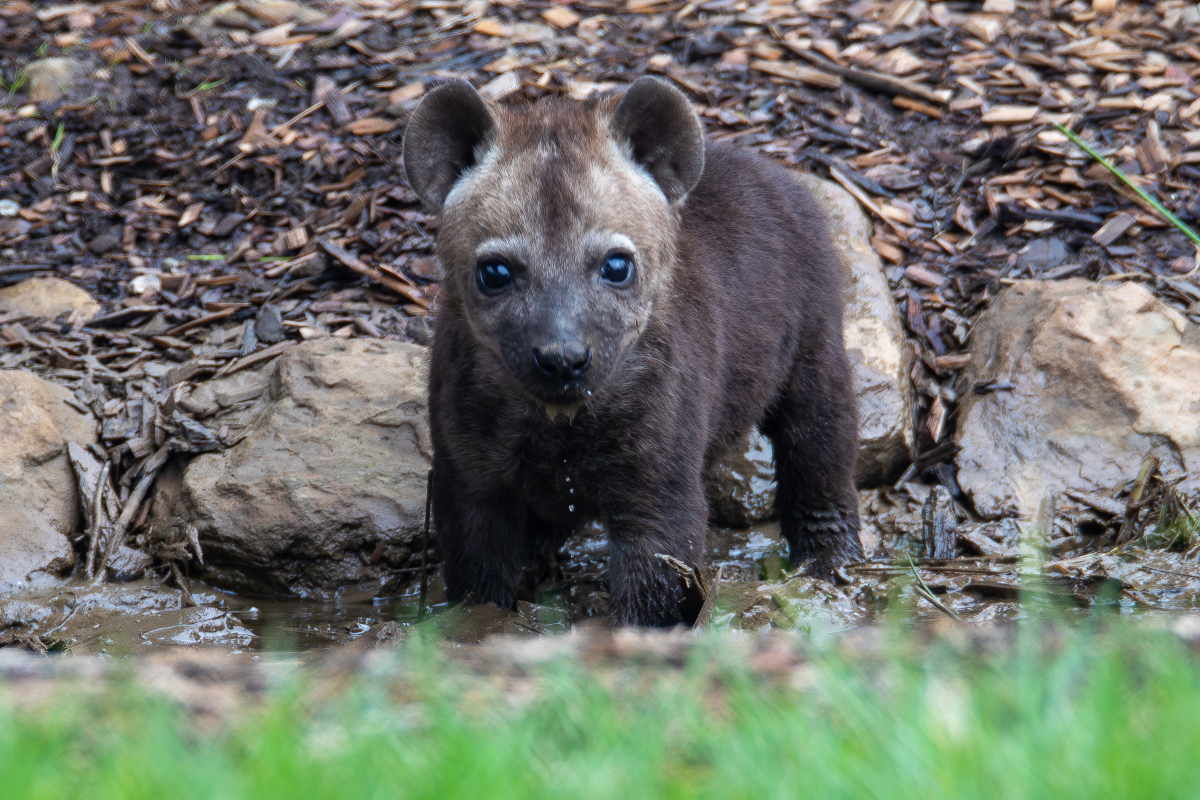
{"left": 476, "top": 260, "right": 513, "bottom": 294}
{"left": 600, "top": 254, "right": 634, "bottom": 285}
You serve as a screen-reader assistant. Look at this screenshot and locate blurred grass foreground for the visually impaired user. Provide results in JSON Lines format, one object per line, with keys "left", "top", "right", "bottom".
{"left": 5, "top": 622, "right": 1200, "bottom": 799}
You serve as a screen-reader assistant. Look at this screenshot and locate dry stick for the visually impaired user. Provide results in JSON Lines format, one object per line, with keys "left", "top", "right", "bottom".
{"left": 319, "top": 237, "right": 431, "bottom": 307}
{"left": 269, "top": 100, "right": 325, "bottom": 137}
{"left": 828, "top": 166, "right": 915, "bottom": 244}
{"left": 692, "top": 565, "right": 724, "bottom": 629}
{"left": 85, "top": 461, "right": 111, "bottom": 580}
{"left": 781, "top": 42, "right": 947, "bottom": 105}
{"left": 93, "top": 445, "right": 170, "bottom": 582}
{"left": 418, "top": 468, "right": 433, "bottom": 622}
{"left": 1118, "top": 455, "right": 1160, "bottom": 547}
{"left": 170, "top": 562, "right": 197, "bottom": 607}
{"left": 907, "top": 556, "right": 964, "bottom": 623}
{"left": 68, "top": 449, "right": 97, "bottom": 534}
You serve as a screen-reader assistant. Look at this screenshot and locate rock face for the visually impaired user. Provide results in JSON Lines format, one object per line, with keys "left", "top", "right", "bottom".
{"left": 0, "top": 277, "right": 100, "bottom": 321}
{"left": 0, "top": 370, "right": 97, "bottom": 589}
{"left": 706, "top": 176, "right": 913, "bottom": 526}
{"left": 955, "top": 278, "right": 1200, "bottom": 519}
{"left": 151, "top": 338, "right": 431, "bottom": 596}
{"left": 797, "top": 174, "right": 914, "bottom": 485}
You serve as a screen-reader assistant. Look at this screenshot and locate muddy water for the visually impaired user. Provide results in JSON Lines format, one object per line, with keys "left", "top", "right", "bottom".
{"left": 6, "top": 512, "right": 1200, "bottom": 656}
{"left": 225, "top": 521, "right": 798, "bottom": 652}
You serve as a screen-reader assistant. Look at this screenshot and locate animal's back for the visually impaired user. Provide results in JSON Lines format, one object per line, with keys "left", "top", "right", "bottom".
{"left": 678, "top": 142, "right": 846, "bottom": 460}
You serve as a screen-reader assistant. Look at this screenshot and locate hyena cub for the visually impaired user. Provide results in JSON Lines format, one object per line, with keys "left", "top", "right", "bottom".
{"left": 403, "top": 77, "right": 863, "bottom": 626}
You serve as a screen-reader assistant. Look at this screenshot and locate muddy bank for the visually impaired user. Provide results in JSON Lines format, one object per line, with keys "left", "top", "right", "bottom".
{"left": 2, "top": 0, "right": 1200, "bottom": 651}
{"left": 6, "top": 483, "right": 1200, "bottom": 657}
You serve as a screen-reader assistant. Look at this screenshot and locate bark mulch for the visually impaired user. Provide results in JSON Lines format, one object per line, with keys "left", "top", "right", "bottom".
{"left": 1, "top": 0, "right": 1198, "bottom": 587}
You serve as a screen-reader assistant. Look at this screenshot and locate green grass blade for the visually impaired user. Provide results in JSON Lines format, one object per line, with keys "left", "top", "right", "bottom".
{"left": 1055, "top": 123, "right": 1200, "bottom": 257}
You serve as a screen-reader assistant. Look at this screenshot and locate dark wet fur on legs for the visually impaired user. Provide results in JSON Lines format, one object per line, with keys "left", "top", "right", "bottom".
{"left": 405, "top": 78, "right": 863, "bottom": 626}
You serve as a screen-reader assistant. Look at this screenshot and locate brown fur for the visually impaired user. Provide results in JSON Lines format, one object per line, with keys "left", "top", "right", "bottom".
{"left": 404, "top": 78, "right": 863, "bottom": 626}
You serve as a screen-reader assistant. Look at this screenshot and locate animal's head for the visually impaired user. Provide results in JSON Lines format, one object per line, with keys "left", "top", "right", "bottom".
{"left": 402, "top": 77, "right": 705, "bottom": 419}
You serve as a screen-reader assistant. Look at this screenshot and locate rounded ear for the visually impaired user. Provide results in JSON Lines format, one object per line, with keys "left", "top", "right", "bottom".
{"left": 402, "top": 80, "right": 496, "bottom": 212}
{"left": 610, "top": 76, "right": 705, "bottom": 204}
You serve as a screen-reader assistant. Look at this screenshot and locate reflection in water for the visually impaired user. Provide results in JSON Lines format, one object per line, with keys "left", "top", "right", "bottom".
{"left": 10, "top": 517, "right": 1200, "bottom": 656}
{"left": 223, "top": 522, "right": 791, "bottom": 652}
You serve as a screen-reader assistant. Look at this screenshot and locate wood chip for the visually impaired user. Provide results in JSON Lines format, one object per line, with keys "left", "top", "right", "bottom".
{"left": 935, "top": 353, "right": 972, "bottom": 371}
{"left": 981, "top": 105, "right": 1039, "bottom": 124}
{"left": 319, "top": 237, "right": 430, "bottom": 308}
{"left": 893, "top": 96, "right": 943, "bottom": 119}
{"left": 1092, "top": 212, "right": 1136, "bottom": 246}
{"left": 177, "top": 202, "right": 203, "bottom": 228}
{"left": 871, "top": 236, "right": 905, "bottom": 264}
{"left": 1064, "top": 489, "right": 1126, "bottom": 517}
{"left": 905, "top": 265, "right": 949, "bottom": 288}
{"left": 1135, "top": 119, "right": 1171, "bottom": 175}
{"left": 542, "top": 6, "right": 580, "bottom": 28}
{"left": 473, "top": 19, "right": 513, "bottom": 37}
{"left": 963, "top": 14, "right": 1002, "bottom": 44}
{"left": 480, "top": 71, "right": 521, "bottom": 101}
{"left": 344, "top": 118, "right": 396, "bottom": 136}
{"left": 216, "top": 340, "right": 296, "bottom": 377}
{"left": 314, "top": 75, "right": 351, "bottom": 127}
{"left": 750, "top": 60, "right": 842, "bottom": 90}
{"left": 166, "top": 308, "right": 239, "bottom": 337}
{"left": 279, "top": 227, "right": 308, "bottom": 252}
{"left": 389, "top": 82, "right": 424, "bottom": 104}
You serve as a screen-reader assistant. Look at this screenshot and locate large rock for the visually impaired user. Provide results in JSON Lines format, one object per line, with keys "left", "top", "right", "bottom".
{"left": 150, "top": 339, "right": 431, "bottom": 597}
{"left": 0, "top": 277, "right": 100, "bottom": 321}
{"left": 0, "top": 370, "right": 97, "bottom": 589}
{"left": 706, "top": 176, "right": 913, "bottom": 526}
{"left": 797, "top": 174, "right": 913, "bottom": 484}
{"left": 955, "top": 278, "right": 1200, "bottom": 518}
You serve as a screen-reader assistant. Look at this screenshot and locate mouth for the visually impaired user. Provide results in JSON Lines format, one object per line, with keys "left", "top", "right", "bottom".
{"left": 540, "top": 399, "right": 585, "bottom": 424}
{"left": 527, "top": 382, "right": 590, "bottom": 424}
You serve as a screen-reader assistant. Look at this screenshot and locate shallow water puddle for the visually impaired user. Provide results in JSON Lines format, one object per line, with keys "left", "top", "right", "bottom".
{"left": 6, "top": 517, "right": 1200, "bottom": 655}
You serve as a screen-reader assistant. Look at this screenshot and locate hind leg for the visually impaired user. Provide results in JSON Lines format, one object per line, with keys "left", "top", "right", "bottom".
{"left": 764, "top": 345, "right": 864, "bottom": 577}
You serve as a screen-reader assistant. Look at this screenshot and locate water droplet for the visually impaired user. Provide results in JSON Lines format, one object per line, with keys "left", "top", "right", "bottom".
{"left": 569, "top": 504, "right": 575, "bottom": 512}
{"left": 565, "top": 476, "right": 570, "bottom": 482}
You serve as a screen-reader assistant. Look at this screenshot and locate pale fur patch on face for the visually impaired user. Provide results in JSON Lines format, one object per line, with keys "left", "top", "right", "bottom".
{"left": 580, "top": 231, "right": 637, "bottom": 259}
{"left": 442, "top": 141, "right": 500, "bottom": 211}
{"left": 475, "top": 235, "right": 530, "bottom": 261}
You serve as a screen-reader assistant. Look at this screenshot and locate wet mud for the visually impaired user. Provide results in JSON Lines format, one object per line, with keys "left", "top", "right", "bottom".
{"left": 6, "top": 491, "right": 1200, "bottom": 657}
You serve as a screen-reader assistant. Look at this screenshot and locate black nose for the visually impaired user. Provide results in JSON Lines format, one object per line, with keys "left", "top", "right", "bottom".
{"left": 532, "top": 343, "right": 592, "bottom": 380}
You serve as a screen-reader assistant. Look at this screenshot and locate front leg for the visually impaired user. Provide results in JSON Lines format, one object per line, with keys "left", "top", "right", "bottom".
{"left": 764, "top": 343, "right": 865, "bottom": 577}
{"left": 433, "top": 455, "right": 530, "bottom": 610}
{"left": 605, "top": 479, "right": 707, "bottom": 627}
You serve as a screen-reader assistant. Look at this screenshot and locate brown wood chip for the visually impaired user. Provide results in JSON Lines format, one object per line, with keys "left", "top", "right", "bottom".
{"left": 319, "top": 237, "right": 430, "bottom": 308}
{"left": 216, "top": 340, "right": 297, "bottom": 377}
{"left": 750, "top": 60, "right": 842, "bottom": 90}
{"left": 893, "top": 96, "right": 944, "bottom": 119}
{"left": 904, "top": 265, "right": 949, "bottom": 287}
{"left": 1093, "top": 212, "right": 1136, "bottom": 246}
